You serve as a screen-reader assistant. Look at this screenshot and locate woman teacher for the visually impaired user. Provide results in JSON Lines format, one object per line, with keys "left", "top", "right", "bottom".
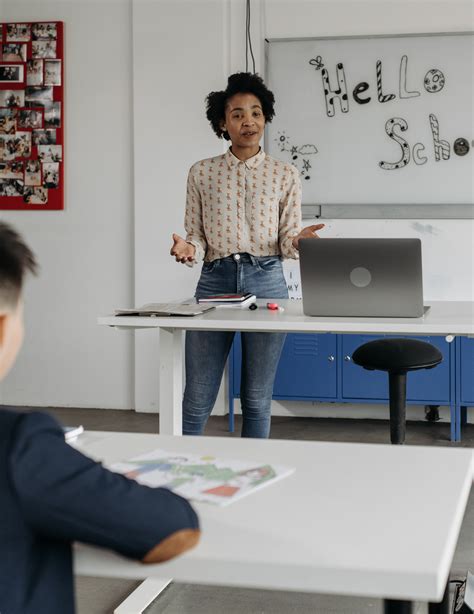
{"left": 171, "top": 72, "right": 324, "bottom": 437}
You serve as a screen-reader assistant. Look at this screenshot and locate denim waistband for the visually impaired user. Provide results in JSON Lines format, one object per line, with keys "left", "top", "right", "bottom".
{"left": 219, "top": 253, "right": 279, "bottom": 265}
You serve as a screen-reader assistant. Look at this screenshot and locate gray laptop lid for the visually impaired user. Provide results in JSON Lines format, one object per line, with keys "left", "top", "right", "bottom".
{"left": 299, "top": 238, "right": 425, "bottom": 317}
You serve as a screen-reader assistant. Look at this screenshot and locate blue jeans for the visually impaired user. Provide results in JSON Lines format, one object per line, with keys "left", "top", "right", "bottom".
{"left": 183, "top": 253, "right": 288, "bottom": 438}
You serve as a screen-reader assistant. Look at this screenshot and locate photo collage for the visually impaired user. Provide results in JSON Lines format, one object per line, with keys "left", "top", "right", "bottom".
{"left": 0, "top": 21, "right": 63, "bottom": 209}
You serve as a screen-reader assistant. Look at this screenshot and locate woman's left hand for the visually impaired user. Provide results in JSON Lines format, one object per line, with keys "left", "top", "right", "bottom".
{"left": 292, "top": 223, "right": 325, "bottom": 249}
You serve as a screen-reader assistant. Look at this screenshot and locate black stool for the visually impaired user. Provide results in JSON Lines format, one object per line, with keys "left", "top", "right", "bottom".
{"left": 352, "top": 338, "right": 443, "bottom": 444}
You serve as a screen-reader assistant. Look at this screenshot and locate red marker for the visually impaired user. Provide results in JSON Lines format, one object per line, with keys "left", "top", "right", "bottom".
{"left": 267, "top": 302, "right": 279, "bottom": 310}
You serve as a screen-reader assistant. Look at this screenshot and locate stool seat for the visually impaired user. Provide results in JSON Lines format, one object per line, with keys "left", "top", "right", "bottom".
{"left": 352, "top": 338, "right": 443, "bottom": 373}
{"left": 352, "top": 338, "right": 443, "bottom": 445}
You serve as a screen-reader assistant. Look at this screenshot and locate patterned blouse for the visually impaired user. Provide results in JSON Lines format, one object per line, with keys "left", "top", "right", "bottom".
{"left": 184, "top": 147, "right": 302, "bottom": 263}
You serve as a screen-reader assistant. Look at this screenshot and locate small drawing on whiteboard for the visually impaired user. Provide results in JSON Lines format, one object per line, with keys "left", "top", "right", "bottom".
{"left": 274, "top": 131, "right": 318, "bottom": 180}
{"left": 309, "top": 55, "right": 324, "bottom": 70}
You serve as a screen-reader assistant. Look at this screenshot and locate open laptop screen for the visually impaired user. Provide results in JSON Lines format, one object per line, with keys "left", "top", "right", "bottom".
{"left": 299, "top": 238, "right": 425, "bottom": 318}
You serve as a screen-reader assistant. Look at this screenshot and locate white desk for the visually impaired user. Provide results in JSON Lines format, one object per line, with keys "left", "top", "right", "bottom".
{"left": 98, "top": 300, "right": 474, "bottom": 436}
{"left": 74, "top": 431, "right": 474, "bottom": 613}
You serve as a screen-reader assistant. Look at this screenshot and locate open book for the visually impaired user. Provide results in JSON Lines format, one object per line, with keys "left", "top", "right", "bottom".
{"left": 110, "top": 448, "right": 294, "bottom": 506}
{"left": 115, "top": 303, "right": 216, "bottom": 317}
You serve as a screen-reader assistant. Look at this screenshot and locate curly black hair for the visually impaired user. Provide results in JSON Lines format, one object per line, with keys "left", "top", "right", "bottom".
{"left": 205, "top": 72, "right": 275, "bottom": 140}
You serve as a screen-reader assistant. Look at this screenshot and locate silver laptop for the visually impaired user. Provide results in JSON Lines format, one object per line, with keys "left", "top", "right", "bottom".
{"left": 299, "top": 238, "right": 427, "bottom": 318}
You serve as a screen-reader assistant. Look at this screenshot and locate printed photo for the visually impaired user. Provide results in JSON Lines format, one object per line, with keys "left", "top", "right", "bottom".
{"left": 0, "top": 108, "right": 17, "bottom": 120}
{"left": 32, "top": 23, "right": 57, "bottom": 41}
{"left": 26, "top": 59, "right": 43, "bottom": 86}
{"left": 38, "top": 144, "right": 62, "bottom": 163}
{"left": 0, "top": 65, "right": 24, "bottom": 84}
{"left": 0, "top": 135, "right": 18, "bottom": 161}
{"left": 0, "top": 161, "right": 23, "bottom": 180}
{"left": 32, "top": 129, "right": 56, "bottom": 146}
{"left": 2, "top": 43, "right": 27, "bottom": 62}
{"left": 14, "top": 132, "right": 32, "bottom": 158}
{"left": 0, "top": 179, "right": 24, "bottom": 196}
{"left": 0, "top": 109, "right": 16, "bottom": 134}
{"left": 44, "top": 101, "right": 61, "bottom": 128}
{"left": 44, "top": 60, "right": 61, "bottom": 86}
{"left": 25, "top": 86, "right": 53, "bottom": 107}
{"left": 42, "top": 162, "right": 59, "bottom": 188}
{"left": 0, "top": 133, "right": 31, "bottom": 159}
{"left": 18, "top": 109, "right": 43, "bottom": 130}
{"left": 23, "top": 186, "right": 48, "bottom": 204}
{"left": 6, "top": 23, "right": 31, "bottom": 42}
{"left": 0, "top": 90, "right": 25, "bottom": 107}
{"left": 25, "top": 159, "right": 41, "bottom": 186}
{"left": 0, "top": 179, "right": 24, "bottom": 197}
{"left": 32, "top": 40, "right": 56, "bottom": 59}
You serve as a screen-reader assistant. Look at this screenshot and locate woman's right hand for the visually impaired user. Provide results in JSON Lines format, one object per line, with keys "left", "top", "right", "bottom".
{"left": 170, "top": 233, "right": 196, "bottom": 263}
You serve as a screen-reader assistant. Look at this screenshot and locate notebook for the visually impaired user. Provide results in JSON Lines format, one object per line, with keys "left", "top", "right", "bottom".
{"left": 299, "top": 238, "right": 428, "bottom": 318}
{"left": 115, "top": 303, "right": 216, "bottom": 317}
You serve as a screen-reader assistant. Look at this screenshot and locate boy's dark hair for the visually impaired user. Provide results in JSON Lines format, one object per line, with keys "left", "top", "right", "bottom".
{"left": 205, "top": 72, "right": 275, "bottom": 140}
{"left": 0, "top": 222, "right": 37, "bottom": 310}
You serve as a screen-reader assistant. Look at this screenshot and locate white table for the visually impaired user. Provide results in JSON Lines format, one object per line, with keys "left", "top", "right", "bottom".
{"left": 74, "top": 431, "right": 474, "bottom": 613}
{"left": 98, "top": 300, "right": 474, "bottom": 436}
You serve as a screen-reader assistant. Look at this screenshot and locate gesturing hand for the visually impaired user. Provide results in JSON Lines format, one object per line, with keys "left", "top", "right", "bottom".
{"left": 292, "top": 223, "right": 325, "bottom": 249}
{"left": 170, "top": 233, "right": 196, "bottom": 263}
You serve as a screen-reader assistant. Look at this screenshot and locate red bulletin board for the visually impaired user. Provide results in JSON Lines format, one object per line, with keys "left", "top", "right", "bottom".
{"left": 0, "top": 21, "right": 64, "bottom": 210}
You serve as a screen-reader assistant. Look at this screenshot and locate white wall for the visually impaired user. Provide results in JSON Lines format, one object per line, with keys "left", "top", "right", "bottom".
{"left": 133, "top": 0, "right": 231, "bottom": 411}
{"left": 0, "top": 0, "right": 134, "bottom": 409}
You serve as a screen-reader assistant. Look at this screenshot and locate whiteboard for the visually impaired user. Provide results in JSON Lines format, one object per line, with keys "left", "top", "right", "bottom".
{"left": 265, "top": 33, "right": 474, "bottom": 214}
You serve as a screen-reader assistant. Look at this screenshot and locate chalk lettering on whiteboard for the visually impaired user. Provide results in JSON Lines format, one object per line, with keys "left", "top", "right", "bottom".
{"left": 399, "top": 55, "right": 420, "bottom": 99}
{"left": 424, "top": 69, "right": 445, "bottom": 93}
{"left": 429, "top": 114, "right": 450, "bottom": 160}
{"left": 321, "top": 63, "right": 349, "bottom": 117}
{"left": 413, "top": 143, "right": 428, "bottom": 165}
{"left": 376, "top": 60, "right": 396, "bottom": 103}
{"left": 379, "top": 118, "right": 410, "bottom": 170}
{"left": 453, "top": 138, "right": 470, "bottom": 156}
{"left": 353, "top": 82, "right": 371, "bottom": 104}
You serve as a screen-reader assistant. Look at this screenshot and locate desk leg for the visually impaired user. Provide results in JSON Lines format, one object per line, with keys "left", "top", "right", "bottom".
{"left": 158, "top": 327, "right": 183, "bottom": 435}
{"left": 383, "top": 600, "right": 412, "bottom": 613}
{"left": 428, "top": 581, "right": 449, "bottom": 614}
{"left": 114, "top": 577, "right": 171, "bottom": 614}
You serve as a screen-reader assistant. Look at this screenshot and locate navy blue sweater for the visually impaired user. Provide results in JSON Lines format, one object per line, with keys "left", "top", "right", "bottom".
{"left": 0, "top": 409, "right": 199, "bottom": 614}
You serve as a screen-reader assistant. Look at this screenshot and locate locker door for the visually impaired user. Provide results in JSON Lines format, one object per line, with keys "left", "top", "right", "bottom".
{"left": 273, "top": 333, "right": 337, "bottom": 398}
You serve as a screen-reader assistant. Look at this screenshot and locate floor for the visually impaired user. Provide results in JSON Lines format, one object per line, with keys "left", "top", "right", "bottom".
{"left": 43, "top": 407, "right": 474, "bottom": 614}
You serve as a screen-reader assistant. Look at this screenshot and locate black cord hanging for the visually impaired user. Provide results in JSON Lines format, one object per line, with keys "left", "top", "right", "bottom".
{"left": 245, "top": 0, "right": 256, "bottom": 73}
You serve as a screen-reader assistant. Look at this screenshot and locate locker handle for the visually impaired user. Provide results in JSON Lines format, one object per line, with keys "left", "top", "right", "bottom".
{"left": 328, "top": 355, "right": 335, "bottom": 362}
{"left": 344, "top": 355, "right": 352, "bottom": 362}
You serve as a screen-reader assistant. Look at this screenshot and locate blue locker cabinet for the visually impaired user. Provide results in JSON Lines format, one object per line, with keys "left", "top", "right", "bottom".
{"left": 231, "top": 333, "right": 337, "bottom": 399}
{"left": 229, "top": 332, "right": 458, "bottom": 440}
{"left": 459, "top": 337, "right": 474, "bottom": 439}
{"left": 460, "top": 337, "right": 474, "bottom": 405}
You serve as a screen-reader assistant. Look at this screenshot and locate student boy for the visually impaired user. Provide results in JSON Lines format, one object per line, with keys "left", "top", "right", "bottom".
{"left": 0, "top": 222, "right": 200, "bottom": 614}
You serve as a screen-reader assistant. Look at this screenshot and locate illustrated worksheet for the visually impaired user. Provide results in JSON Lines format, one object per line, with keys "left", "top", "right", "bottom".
{"left": 111, "top": 449, "right": 294, "bottom": 506}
